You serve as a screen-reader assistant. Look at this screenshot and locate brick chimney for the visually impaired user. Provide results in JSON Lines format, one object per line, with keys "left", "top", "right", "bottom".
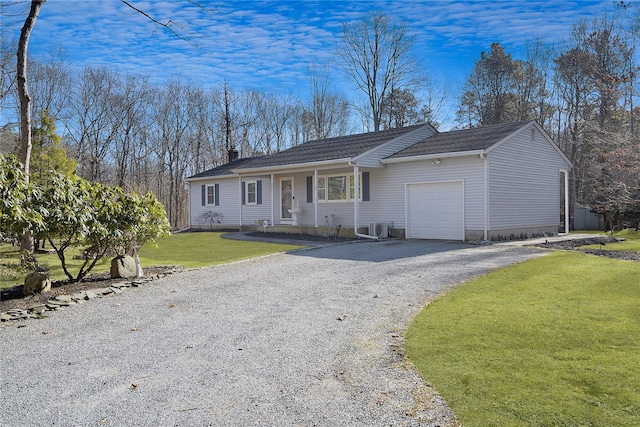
{"left": 228, "top": 147, "right": 239, "bottom": 163}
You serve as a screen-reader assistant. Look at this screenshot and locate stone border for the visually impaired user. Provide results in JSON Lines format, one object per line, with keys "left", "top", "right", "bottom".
{"left": 0, "top": 268, "right": 181, "bottom": 323}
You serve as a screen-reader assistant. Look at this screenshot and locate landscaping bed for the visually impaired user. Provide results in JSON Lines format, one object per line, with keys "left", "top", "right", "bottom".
{"left": 0, "top": 265, "right": 182, "bottom": 314}
{"left": 535, "top": 235, "right": 640, "bottom": 261}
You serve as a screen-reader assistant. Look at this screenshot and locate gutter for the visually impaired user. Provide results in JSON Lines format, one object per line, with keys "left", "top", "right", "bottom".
{"left": 381, "top": 149, "right": 485, "bottom": 164}
{"left": 349, "top": 161, "right": 378, "bottom": 241}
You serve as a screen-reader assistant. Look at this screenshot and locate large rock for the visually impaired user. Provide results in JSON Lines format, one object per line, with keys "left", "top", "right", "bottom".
{"left": 23, "top": 272, "right": 51, "bottom": 296}
{"left": 110, "top": 255, "right": 139, "bottom": 279}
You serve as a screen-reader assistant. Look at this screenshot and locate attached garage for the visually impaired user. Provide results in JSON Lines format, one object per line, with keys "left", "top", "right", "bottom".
{"left": 406, "top": 181, "right": 464, "bottom": 240}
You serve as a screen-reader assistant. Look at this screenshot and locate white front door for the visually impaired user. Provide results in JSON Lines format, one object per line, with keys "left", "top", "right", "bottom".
{"left": 281, "top": 178, "right": 293, "bottom": 220}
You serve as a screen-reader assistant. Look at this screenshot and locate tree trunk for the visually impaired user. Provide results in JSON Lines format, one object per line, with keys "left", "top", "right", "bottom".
{"left": 17, "top": 0, "right": 46, "bottom": 255}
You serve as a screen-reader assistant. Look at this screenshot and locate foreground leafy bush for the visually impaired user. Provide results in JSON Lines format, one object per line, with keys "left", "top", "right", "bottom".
{"left": 1, "top": 154, "right": 171, "bottom": 282}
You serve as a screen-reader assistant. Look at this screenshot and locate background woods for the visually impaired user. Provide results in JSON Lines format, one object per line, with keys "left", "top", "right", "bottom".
{"left": 1, "top": 7, "right": 639, "bottom": 229}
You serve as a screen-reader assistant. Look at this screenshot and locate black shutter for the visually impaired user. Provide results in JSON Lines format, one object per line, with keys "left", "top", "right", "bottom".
{"left": 242, "top": 181, "right": 245, "bottom": 205}
{"left": 214, "top": 183, "right": 220, "bottom": 206}
{"left": 362, "top": 171, "right": 370, "bottom": 201}
{"left": 306, "top": 176, "right": 313, "bottom": 203}
{"left": 257, "top": 180, "right": 262, "bottom": 205}
{"left": 201, "top": 184, "right": 206, "bottom": 206}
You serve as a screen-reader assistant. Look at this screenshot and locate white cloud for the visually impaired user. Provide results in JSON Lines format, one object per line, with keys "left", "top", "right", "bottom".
{"left": 1, "top": 0, "right": 618, "bottom": 101}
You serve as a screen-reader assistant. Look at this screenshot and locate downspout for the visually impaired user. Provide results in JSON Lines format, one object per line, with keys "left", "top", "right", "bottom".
{"left": 480, "top": 153, "right": 488, "bottom": 241}
{"left": 350, "top": 162, "right": 378, "bottom": 241}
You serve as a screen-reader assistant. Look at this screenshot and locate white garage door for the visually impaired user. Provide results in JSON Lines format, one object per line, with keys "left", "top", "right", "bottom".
{"left": 407, "top": 181, "right": 464, "bottom": 240}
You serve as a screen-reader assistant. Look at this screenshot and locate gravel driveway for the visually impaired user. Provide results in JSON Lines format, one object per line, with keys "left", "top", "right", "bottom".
{"left": 1, "top": 239, "right": 546, "bottom": 426}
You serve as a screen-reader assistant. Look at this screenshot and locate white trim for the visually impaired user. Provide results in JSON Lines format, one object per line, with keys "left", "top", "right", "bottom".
{"left": 316, "top": 172, "right": 362, "bottom": 203}
{"left": 381, "top": 150, "right": 485, "bottom": 164}
{"left": 245, "top": 179, "right": 258, "bottom": 205}
{"left": 482, "top": 153, "right": 488, "bottom": 241}
{"left": 352, "top": 123, "right": 437, "bottom": 161}
{"left": 270, "top": 173, "right": 275, "bottom": 227}
{"left": 185, "top": 175, "right": 231, "bottom": 183}
{"left": 560, "top": 169, "right": 570, "bottom": 234}
{"left": 279, "top": 177, "right": 294, "bottom": 221}
{"left": 232, "top": 158, "right": 352, "bottom": 175}
{"left": 205, "top": 184, "right": 216, "bottom": 206}
{"left": 314, "top": 169, "right": 318, "bottom": 227}
{"left": 238, "top": 175, "right": 243, "bottom": 226}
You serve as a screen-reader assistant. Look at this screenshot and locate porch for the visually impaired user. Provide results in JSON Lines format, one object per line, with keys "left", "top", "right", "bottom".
{"left": 240, "top": 220, "right": 402, "bottom": 239}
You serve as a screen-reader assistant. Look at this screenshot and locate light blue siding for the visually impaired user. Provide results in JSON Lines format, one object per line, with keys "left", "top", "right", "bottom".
{"left": 363, "top": 156, "right": 485, "bottom": 230}
{"left": 487, "top": 124, "right": 570, "bottom": 232}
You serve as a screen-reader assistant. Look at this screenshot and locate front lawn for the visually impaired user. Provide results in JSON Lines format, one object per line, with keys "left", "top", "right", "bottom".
{"left": 0, "top": 232, "right": 304, "bottom": 289}
{"left": 0, "top": 244, "right": 111, "bottom": 289}
{"left": 406, "top": 251, "right": 640, "bottom": 426}
{"left": 137, "top": 231, "right": 304, "bottom": 268}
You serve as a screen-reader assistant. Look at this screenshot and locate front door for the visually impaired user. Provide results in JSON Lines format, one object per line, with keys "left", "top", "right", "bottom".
{"left": 281, "top": 178, "right": 293, "bottom": 220}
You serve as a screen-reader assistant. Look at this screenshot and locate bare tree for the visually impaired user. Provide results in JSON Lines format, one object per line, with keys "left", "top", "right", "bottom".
{"left": 337, "top": 11, "right": 418, "bottom": 131}
{"left": 1, "top": 37, "right": 17, "bottom": 126}
{"left": 68, "top": 67, "right": 122, "bottom": 182}
{"left": 304, "top": 63, "right": 351, "bottom": 141}
{"left": 457, "top": 42, "right": 517, "bottom": 127}
{"left": 28, "top": 47, "right": 72, "bottom": 125}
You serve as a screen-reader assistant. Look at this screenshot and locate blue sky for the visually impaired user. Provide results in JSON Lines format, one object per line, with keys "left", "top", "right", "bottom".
{"left": 2, "top": 0, "right": 620, "bottom": 127}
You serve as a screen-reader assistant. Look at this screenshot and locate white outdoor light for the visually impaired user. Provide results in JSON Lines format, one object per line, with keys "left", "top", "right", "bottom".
{"left": 432, "top": 158, "right": 441, "bottom": 165}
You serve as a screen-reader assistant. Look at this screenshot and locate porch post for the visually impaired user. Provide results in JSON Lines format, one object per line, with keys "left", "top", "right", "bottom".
{"left": 353, "top": 164, "right": 359, "bottom": 233}
{"left": 270, "top": 173, "right": 275, "bottom": 226}
{"left": 314, "top": 169, "right": 318, "bottom": 228}
{"left": 238, "top": 175, "right": 243, "bottom": 229}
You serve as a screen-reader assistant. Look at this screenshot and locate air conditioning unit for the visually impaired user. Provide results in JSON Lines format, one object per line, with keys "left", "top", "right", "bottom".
{"left": 369, "top": 222, "right": 389, "bottom": 238}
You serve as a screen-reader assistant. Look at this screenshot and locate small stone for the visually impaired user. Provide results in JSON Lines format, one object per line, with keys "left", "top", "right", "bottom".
{"left": 85, "top": 291, "right": 99, "bottom": 299}
{"left": 1, "top": 313, "right": 14, "bottom": 321}
{"left": 70, "top": 293, "right": 86, "bottom": 302}
{"left": 28, "top": 305, "right": 47, "bottom": 314}
{"left": 55, "top": 295, "right": 73, "bottom": 303}
{"left": 109, "top": 287, "right": 123, "bottom": 294}
{"left": 23, "top": 272, "right": 51, "bottom": 296}
{"left": 46, "top": 299, "right": 70, "bottom": 307}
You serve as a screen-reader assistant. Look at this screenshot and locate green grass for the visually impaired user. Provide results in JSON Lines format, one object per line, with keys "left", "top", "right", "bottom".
{"left": 406, "top": 251, "right": 640, "bottom": 427}
{"left": 138, "top": 231, "right": 304, "bottom": 268}
{"left": 0, "top": 244, "right": 111, "bottom": 288}
{"left": 1, "top": 232, "right": 304, "bottom": 288}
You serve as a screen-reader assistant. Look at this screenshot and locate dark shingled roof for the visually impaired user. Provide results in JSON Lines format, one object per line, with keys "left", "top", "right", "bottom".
{"left": 232, "top": 124, "right": 425, "bottom": 170}
{"left": 387, "top": 121, "right": 530, "bottom": 159}
{"left": 187, "top": 157, "right": 257, "bottom": 179}
{"left": 187, "top": 124, "right": 427, "bottom": 179}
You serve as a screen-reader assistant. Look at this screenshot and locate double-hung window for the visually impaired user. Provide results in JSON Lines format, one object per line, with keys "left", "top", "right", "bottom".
{"left": 246, "top": 180, "right": 257, "bottom": 205}
{"left": 316, "top": 173, "right": 361, "bottom": 202}
{"left": 206, "top": 185, "right": 216, "bottom": 205}
{"left": 201, "top": 183, "right": 219, "bottom": 206}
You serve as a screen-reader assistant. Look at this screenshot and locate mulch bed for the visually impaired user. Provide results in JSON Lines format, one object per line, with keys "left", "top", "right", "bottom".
{"left": 534, "top": 236, "right": 640, "bottom": 262}
{"left": 245, "top": 231, "right": 358, "bottom": 243}
{"left": 0, "top": 265, "right": 181, "bottom": 314}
